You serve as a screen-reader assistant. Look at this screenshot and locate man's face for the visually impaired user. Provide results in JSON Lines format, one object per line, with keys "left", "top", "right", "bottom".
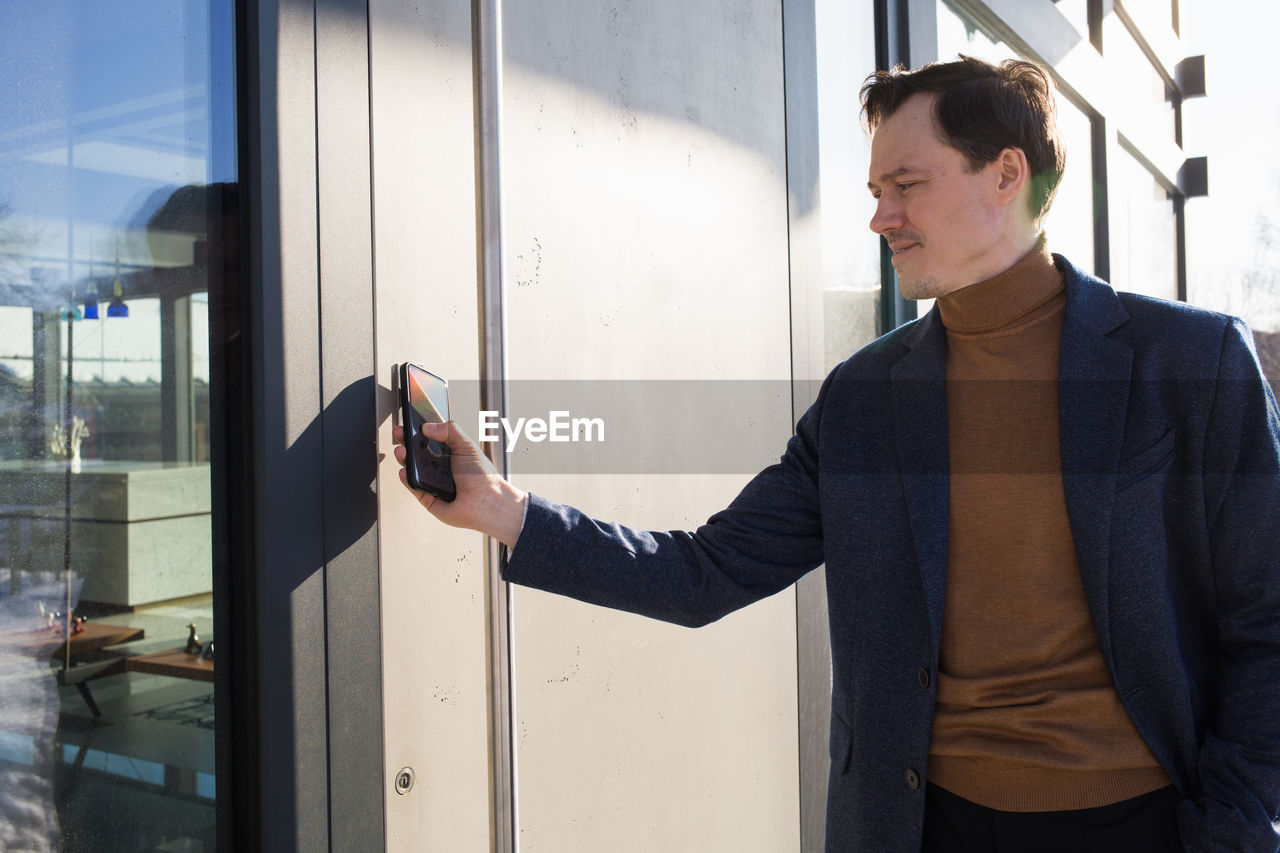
{"left": 867, "top": 93, "right": 1008, "bottom": 300}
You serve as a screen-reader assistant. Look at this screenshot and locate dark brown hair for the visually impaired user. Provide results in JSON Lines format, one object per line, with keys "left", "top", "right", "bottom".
{"left": 861, "top": 55, "right": 1065, "bottom": 220}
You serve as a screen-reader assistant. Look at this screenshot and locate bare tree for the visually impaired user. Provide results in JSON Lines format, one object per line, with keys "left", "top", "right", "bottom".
{"left": 1241, "top": 216, "right": 1280, "bottom": 305}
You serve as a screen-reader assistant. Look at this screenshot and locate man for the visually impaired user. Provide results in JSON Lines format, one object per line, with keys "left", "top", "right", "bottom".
{"left": 395, "top": 56, "right": 1280, "bottom": 852}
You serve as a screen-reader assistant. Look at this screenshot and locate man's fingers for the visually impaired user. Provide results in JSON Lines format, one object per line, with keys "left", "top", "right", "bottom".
{"left": 393, "top": 445, "right": 407, "bottom": 464}
{"left": 392, "top": 425, "right": 405, "bottom": 445}
{"left": 399, "top": 461, "right": 448, "bottom": 515}
{"left": 432, "top": 420, "right": 480, "bottom": 455}
{"left": 424, "top": 421, "right": 464, "bottom": 454}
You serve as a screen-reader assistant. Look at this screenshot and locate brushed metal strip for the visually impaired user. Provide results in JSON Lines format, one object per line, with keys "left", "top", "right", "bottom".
{"left": 473, "top": 0, "right": 516, "bottom": 849}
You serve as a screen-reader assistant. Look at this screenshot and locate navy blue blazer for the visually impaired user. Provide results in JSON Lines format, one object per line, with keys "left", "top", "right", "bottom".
{"left": 503, "top": 256, "right": 1280, "bottom": 852}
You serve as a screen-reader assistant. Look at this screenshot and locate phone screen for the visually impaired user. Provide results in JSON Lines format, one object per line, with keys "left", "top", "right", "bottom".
{"left": 406, "top": 364, "right": 449, "bottom": 428}
{"left": 400, "top": 363, "right": 456, "bottom": 501}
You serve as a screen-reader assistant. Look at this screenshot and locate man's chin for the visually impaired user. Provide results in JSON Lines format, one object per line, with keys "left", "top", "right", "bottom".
{"left": 897, "top": 275, "right": 942, "bottom": 301}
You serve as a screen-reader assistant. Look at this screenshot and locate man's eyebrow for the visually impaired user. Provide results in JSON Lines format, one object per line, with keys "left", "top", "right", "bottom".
{"left": 867, "top": 166, "right": 921, "bottom": 190}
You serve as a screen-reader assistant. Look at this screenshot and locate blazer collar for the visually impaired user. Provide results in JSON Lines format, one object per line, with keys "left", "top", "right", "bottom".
{"left": 1056, "top": 253, "right": 1129, "bottom": 335}
{"left": 891, "top": 305, "right": 949, "bottom": 653}
{"left": 1055, "top": 255, "right": 1134, "bottom": 670}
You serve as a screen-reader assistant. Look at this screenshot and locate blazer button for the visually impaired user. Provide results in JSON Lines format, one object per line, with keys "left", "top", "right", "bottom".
{"left": 905, "top": 769, "right": 920, "bottom": 790}
{"left": 917, "top": 667, "right": 930, "bottom": 689}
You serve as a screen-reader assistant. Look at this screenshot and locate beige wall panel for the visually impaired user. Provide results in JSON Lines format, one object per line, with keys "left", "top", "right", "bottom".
{"left": 369, "top": 2, "right": 491, "bottom": 849}
{"left": 502, "top": 0, "right": 801, "bottom": 849}
{"left": 513, "top": 474, "right": 801, "bottom": 852}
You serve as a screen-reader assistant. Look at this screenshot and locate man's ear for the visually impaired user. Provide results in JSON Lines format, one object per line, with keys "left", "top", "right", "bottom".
{"left": 993, "top": 146, "right": 1030, "bottom": 204}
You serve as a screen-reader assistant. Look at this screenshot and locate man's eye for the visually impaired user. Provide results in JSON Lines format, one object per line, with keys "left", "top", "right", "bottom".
{"left": 897, "top": 182, "right": 917, "bottom": 192}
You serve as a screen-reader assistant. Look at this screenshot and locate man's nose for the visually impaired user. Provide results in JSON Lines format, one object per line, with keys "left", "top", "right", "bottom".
{"left": 869, "top": 196, "right": 903, "bottom": 235}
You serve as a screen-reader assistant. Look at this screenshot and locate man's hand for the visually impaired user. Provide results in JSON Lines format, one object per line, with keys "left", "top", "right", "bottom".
{"left": 392, "top": 421, "right": 526, "bottom": 548}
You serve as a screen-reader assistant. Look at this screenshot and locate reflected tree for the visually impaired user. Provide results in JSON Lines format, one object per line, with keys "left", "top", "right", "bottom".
{"left": 0, "top": 202, "right": 36, "bottom": 284}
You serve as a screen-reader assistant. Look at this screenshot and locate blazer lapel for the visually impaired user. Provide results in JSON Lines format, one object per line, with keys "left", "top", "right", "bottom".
{"left": 1056, "top": 259, "right": 1134, "bottom": 668}
{"left": 890, "top": 308, "right": 949, "bottom": 654}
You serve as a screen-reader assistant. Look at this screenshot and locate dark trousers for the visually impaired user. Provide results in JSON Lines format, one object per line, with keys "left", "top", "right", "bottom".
{"left": 922, "top": 783, "right": 1183, "bottom": 852}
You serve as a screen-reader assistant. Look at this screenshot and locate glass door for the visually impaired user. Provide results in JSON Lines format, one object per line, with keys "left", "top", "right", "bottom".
{"left": 0, "top": 3, "right": 236, "bottom": 849}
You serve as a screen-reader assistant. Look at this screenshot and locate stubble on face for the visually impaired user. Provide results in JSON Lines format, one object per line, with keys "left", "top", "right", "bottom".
{"left": 886, "top": 228, "right": 944, "bottom": 299}
{"left": 897, "top": 273, "right": 944, "bottom": 300}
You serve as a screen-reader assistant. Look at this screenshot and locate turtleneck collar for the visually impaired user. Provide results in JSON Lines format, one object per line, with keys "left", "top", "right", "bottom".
{"left": 937, "top": 236, "right": 1064, "bottom": 334}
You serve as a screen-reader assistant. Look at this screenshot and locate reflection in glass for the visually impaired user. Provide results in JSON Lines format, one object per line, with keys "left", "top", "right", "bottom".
{"left": 0, "top": 3, "right": 234, "bottom": 850}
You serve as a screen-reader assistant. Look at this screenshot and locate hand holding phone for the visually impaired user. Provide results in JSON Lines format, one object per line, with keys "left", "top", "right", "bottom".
{"left": 398, "top": 363, "right": 457, "bottom": 501}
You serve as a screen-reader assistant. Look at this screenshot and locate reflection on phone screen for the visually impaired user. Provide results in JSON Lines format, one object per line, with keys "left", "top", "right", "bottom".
{"left": 407, "top": 365, "right": 448, "bottom": 429}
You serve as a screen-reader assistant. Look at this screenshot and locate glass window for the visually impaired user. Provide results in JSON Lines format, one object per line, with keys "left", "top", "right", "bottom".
{"left": 0, "top": 3, "right": 235, "bottom": 849}
{"left": 1123, "top": 0, "right": 1180, "bottom": 35}
{"left": 1045, "top": 95, "right": 1096, "bottom": 275}
{"left": 937, "top": 0, "right": 1096, "bottom": 275}
{"left": 1053, "top": 0, "right": 1091, "bottom": 41}
{"left": 938, "top": 0, "right": 1018, "bottom": 65}
{"left": 1110, "top": 148, "right": 1177, "bottom": 300}
{"left": 1104, "top": 16, "right": 1176, "bottom": 142}
{"left": 813, "top": 0, "right": 881, "bottom": 368}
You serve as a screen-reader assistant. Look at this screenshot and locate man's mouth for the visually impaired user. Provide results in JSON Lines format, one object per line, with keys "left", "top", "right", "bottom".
{"left": 887, "top": 232, "right": 922, "bottom": 256}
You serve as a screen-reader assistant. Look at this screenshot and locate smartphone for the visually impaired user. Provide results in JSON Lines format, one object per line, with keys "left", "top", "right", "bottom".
{"left": 398, "top": 363, "right": 456, "bottom": 501}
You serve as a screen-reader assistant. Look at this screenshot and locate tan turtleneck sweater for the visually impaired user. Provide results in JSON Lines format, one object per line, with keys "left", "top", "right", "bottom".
{"left": 926, "top": 240, "right": 1171, "bottom": 811}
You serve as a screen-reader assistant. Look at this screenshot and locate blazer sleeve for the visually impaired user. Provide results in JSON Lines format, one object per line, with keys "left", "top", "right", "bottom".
{"left": 1179, "top": 318, "right": 1280, "bottom": 852}
{"left": 500, "top": 377, "right": 833, "bottom": 629}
